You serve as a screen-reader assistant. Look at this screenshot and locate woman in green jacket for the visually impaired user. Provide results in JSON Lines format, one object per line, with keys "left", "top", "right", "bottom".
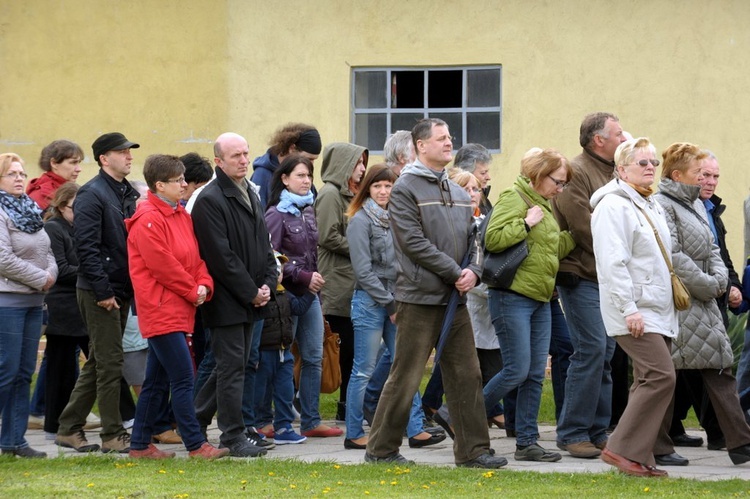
{"left": 482, "top": 148, "right": 575, "bottom": 463}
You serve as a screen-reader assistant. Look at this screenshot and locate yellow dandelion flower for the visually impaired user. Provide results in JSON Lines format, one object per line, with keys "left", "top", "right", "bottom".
{"left": 178, "top": 470, "right": 185, "bottom": 474}
{"left": 333, "top": 464, "right": 341, "bottom": 469}
{"left": 268, "top": 472, "right": 275, "bottom": 476}
{"left": 23, "top": 472, "right": 30, "bottom": 477}
{"left": 422, "top": 485, "right": 430, "bottom": 489}
{"left": 483, "top": 471, "right": 494, "bottom": 478}
{"left": 390, "top": 481, "right": 398, "bottom": 485}
{"left": 87, "top": 483, "right": 95, "bottom": 488}
{"left": 290, "top": 484, "right": 297, "bottom": 489}
{"left": 365, "top": 492, "right": 370, "bottom": 495}
{"left": 159, "top": 470, "right": 167, "bottom": 474}
{"left": 380, "top": 480, "right": 386, "bottom": 485}
{"left": 644, "top": 487, "right": 650, "bottom": 493}
{"left": 241, "top": 480, "right": 248, "bottom": 485}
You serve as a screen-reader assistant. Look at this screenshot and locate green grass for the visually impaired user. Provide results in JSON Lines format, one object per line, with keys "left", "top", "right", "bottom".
{"left": 1, "top": 455, "right": 748, "bottom": 498}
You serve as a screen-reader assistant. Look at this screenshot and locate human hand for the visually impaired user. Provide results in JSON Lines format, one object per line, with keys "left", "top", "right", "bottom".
{"left": 252, "top": 284, "right": 271, "bottom": 307}
{"left": 729, "top": 286, "right": 743, "bottom": 308}
{"left": 42, "top": 272, "right": 55, "bottom": 292}
{"left": 309, "top": 272, "right": 325, "bottom": 293}
{"left": 524, "top": 205, "right": 544, "bottom": 228}
{"left": 194, "top": 285, "right": 208, "bottom": 306}
{"left": 389, "top": 313, "right": 397, "bottom": 324}
{"left": 455, "top": 268, "right": 478, "bottom": 294}
{"left": 97, "top": 296, "right": 119, "bottom": 311}
{"left": 625, "top": 312, "right": 644, "bottom": 338}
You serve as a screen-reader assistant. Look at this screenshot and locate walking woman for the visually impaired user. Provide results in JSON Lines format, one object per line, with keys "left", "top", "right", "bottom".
{"left": 591, "top": 137, "right": 678, "bottom": 477}
{"left": 654, "top": 142, "right": 750, "bottom": 465}
{"left": 265, "top": 155, "right": 342, "bottom": 437}
{"left": 0, "top": 153, "right": 57, "bottom": 458}
{"left": 345, "top": 164, "right": 445, "bottom": 450}
{"left": 126, "top": 154, "right": 227, "bottom": 459}
{"left": 482, "top": 149, "right": 574, "bottom": 462}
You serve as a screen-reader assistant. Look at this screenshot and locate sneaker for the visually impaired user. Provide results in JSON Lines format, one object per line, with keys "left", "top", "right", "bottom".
{"left": 84, "top": 412, "right": 102, "bottom": 430}
{"left": 129, "top": 444, "right": 176, "bottom": 460}
{"left": 457, "top": 452, "right": 508, "bottom": 469}
{"left": 364, "top": 451, "right": 414, "bottom": 465}
{"left": 122, "top": 419, "right": 135, "bottom": 430}
{"left": 274, "top": 426, "right": 307, "bottom": 445}
{"left": 514, "top": 443, "right": 562, "bottom": 462}
{"left": 557, "top": 440, "right": 601, "bottom": 458}
{"left": 27, "top": 415, "right": 44, "bottom": 430}
{"left": 223, "top": 439, "right": 267, "bottom": 458}
{"left": 55, "top": 430, "right": 100, "bottom": 453}
{"left": 2, "top": 446, "right": 47, "bottom": 458}
{"left": 102, "top": 433, "right": 131, "bottom": 454}
{"left": 246, "top": 428, "right": 275, "bottom": 449}
{"left": 189, "top": 442, "right": 230, "bottom": 460}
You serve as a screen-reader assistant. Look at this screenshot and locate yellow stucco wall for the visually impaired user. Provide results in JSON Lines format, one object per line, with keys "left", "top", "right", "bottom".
{"left": 2, "top": 0, "right": 750, "bottom": 259}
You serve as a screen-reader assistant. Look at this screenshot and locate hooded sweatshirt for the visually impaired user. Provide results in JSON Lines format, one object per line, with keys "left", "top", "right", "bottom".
{"left": 27, "top": 171, "right": 67, "bottom": 211}
{"left": 314, "top": 142, "right": 368, "bottom": 316}
{"left": 250, "top": 149, "right": 279, "bottom": 209}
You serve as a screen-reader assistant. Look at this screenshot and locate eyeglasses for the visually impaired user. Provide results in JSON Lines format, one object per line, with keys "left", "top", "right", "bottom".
{"left": 548, "top": 175, "right": 568, "bottom": 189}
{"left": 163, "top": 177, "right": 186, "bottom": 184}
{"left": 2, "top": 172, "right": 28, "bottom": 180}
{"left": 629, "top": 159, "right": 660, "bottom": 167}
{"left": 465, "top": 187, "right": 482, "bottom": 194}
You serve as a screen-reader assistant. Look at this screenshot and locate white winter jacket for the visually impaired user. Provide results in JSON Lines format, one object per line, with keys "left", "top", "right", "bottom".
{"left": 591, "top": 179, "right": 678, "bottom": 338}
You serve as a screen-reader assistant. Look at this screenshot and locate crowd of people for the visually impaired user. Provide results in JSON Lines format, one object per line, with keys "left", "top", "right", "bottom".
{"left": 2, "top": 114, "right": 750, "bottom": 476}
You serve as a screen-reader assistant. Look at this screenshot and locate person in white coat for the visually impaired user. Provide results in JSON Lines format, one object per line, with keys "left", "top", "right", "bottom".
{"left": 591, "top": 138, "right": 678, "bottom": 477}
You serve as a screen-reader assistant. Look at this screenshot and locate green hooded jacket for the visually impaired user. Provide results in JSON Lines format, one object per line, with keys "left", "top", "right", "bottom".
{"left": 314, "top": 142, "right": 368, "bottom": 316}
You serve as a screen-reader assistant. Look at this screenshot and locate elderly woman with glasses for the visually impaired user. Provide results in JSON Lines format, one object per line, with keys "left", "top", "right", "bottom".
{"left": 125, "top": 154, "right": 227, "bottom": 460}
{"left": 482, "top": 148, "right": 574, "bottom": 463}
{"left": 591, "top": 137, "right": 678, "bottom": 477}
{"left": 0, "top": 153, "right": 57, "bottom": 458}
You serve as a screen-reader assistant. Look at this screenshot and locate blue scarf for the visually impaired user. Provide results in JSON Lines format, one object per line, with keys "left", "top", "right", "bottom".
{"left": 277, "top": 189, "right": 314, "bottom": 216}
{"left": 363, "top": 197, "right": 390, "bottom": 228}
{"left": 0, "top": 190, "right": 44, "bottom": 233}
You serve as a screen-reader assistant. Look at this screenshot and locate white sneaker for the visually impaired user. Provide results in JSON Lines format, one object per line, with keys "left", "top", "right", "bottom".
{"left": 84, "top": 412, "right": 101, "bottom": 430}
{"left": 123, "top": 418, "right": 135, "bottom": 429}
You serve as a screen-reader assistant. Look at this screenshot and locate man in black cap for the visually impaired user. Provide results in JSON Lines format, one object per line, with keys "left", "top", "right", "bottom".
{"left": 56, "top": 132, "right": 141, "bottom": 454}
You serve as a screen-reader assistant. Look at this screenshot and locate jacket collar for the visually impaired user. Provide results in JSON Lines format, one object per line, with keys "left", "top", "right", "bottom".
{"left": 214, "top": 166, "right": 257, "bottom": 216}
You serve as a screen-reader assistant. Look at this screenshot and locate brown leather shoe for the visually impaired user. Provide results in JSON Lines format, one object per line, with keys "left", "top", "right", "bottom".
{"left": 129, "top": 444, "right": 176, "bottom": 460}
{"left": 645, "top": 465, "right": 668, "bottom": 477}
{"left": 601, "top": 448, "right": 652, "bottom": 477}
{"left": 152, "top": 429, "right": 182, "bottom": 444}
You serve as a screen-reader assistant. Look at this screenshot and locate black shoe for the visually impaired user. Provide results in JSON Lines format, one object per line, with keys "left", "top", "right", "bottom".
{"left": 363, "top": 407, "right": 375, "bottom": 427}
{"left": 707, "top": 437, "right": 726, "bottom": 451}
{"left": 344, "top": 438, "right": 367, "bottom": 450}
{"left": 223, "top": 439, "right": 267, "bottom": 458}
{"left": 364, "top": 451, "right": 414, "bottom": 465}
{"left": 654, "top": 452, "right": 689, "bottom": 466}
{"left": 2, "top": 446, "right": 47, "bottom": 458}
{"left": 458, "top": 452, "right": 508, "bottom": 469}
{"left": 728, "top": 444, "right": 750, "bottom": 465}
{"left": 671, "top": 433, "right": 704, "bottom": 447}
{"left": 506, "top": 429, "right": 517, "bottom": 438}
{"left": 424, "top": 426, "right": 445, "bottom": 437}
{"left": 409, "top": 432, "right": 446, "bottom": 448}
{"left": 245, "top": 428, "right": 275, "bottom": 449}
{"left": 432, "top": 406, "right": 455, "bottom": 440}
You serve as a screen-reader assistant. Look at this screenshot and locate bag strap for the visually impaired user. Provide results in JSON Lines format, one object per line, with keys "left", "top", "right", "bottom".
{"left": 514, "top": 189, "right": 535, "bottom": 208}
{"left": 635, "top": 205, "right": 676, "bottom": 274}
{"left": 659, "top": 191, "right": 710, "bottom": 228}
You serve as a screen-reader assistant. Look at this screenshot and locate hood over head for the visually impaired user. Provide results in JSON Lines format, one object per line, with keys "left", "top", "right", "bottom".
{"left": 320, "top": 142, "right": 368, "bottom": 187}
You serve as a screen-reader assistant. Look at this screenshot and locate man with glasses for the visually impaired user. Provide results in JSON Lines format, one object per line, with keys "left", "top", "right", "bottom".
{"left": 56, "top": 133, "right": 141, "bottom": 454}
{"left": 551, "top": 113, "right": 626, "bottom": 458}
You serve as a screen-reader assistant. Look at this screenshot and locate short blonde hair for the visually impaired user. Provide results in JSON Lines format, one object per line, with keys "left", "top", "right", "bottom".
{"left": 0, "top": 153, "right": 24, "bottom": 177}
{"left": 520, "top": 148, "right": 571, "bottom": 184}
{"left": 661, "top": 142, "right": 707, "bottom": 179}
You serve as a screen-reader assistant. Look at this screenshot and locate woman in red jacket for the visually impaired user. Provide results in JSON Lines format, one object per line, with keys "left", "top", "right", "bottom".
{"left": 125, "top": 154, "right": 227, "bottom": 460}
{"left": 26, "top": 140, "right": 84, "bottom": 211}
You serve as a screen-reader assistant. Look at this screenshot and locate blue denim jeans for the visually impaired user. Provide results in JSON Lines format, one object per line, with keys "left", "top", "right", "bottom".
{"left": 29, "top": 354, "right": 46, "bottom": 416}
{"left": 483, "top": 290, "right": 550, "bottom": 446}
{"left": 363, "top": 344, "right": 390, "bottom": 415}
{"left": 0, "top": 306, "right": 43, "bottom": 450}
{"left": 254, "top": 348, "right": 296, "bottom": 429}
{"left": 549, "top": 296, "right": 572, "bottom": 421}
{"left": 131, "top": 332, "right": 205, "bottom": 451}
{"left": 292, "top": 295, "right": 324, "bottom": 431}
{"left": 346, "top": 291, "right": 424, "bottom": 439}
{"left": 556, "top": 279, "right": 615, "bottom": 446}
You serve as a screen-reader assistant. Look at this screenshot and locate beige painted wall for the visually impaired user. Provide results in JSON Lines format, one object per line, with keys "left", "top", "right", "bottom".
{"left": 2, "top": 0, "right": 750, "bottom": 259}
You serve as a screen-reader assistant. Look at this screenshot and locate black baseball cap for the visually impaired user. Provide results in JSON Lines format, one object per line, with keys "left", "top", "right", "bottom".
{"left": 92, "top": 132, "right": 140, "bottom": 162}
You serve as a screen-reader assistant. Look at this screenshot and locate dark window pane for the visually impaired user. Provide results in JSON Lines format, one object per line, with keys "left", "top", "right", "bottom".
{"left": 467, "top": 112, "right": 501, "bottom": 150}
{"left": 467, "top": 69, "right": 501, "bottom": 107}
{"left": 392, "top": 71, "right": 424, "bottom": 108}
{"left": 429, "top": 112, "right": 462, "bottom": 149}
{"left": 354, "top": 113, "right": 387, "bottom": 151}
{"left": 428, "top": 70, "right": 462, "bottom": 108}
{"left": 391, "top": 113, "right": 425, "bottom": 133}
{"left": 354, "top": 71, "right": 387, "bottom": 109}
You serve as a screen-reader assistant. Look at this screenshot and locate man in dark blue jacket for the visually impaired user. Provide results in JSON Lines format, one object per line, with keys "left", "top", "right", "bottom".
{"left": 56, "top": 132, "right": 140, "bottom": 454}
{"left": 192, "top": 132, "right": 278, "bottom": 457}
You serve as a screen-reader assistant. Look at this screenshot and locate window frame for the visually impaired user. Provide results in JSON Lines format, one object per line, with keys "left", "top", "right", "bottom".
{"left": 350, "top": 65, "right": 503, "bottom": 154}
